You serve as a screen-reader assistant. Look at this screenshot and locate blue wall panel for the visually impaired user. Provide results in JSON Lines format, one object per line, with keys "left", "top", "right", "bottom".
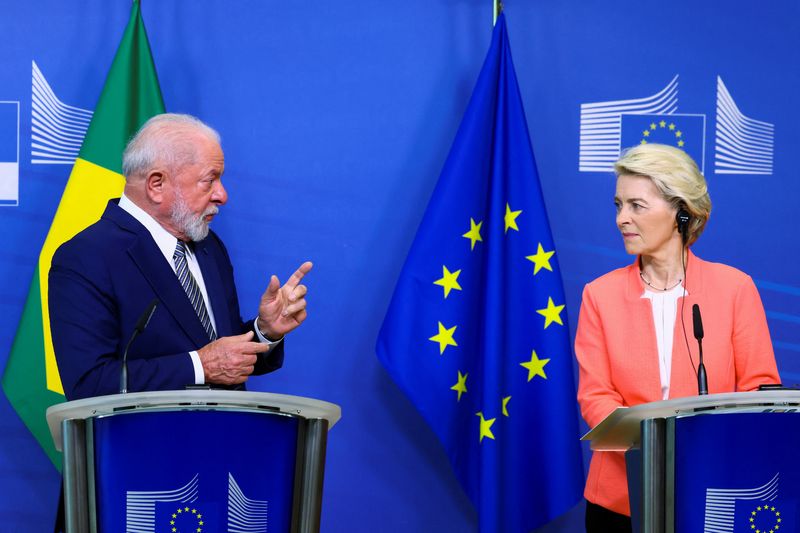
{"left": 0, "top": 1, "right": 796, "bottom": 530}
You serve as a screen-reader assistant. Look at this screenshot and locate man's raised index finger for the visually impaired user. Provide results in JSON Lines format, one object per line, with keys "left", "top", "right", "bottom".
{"left": 285, "top": 261, "right": 313, "bottom": 289}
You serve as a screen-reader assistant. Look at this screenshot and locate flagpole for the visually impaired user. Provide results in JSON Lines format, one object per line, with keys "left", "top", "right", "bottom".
{"left": 493, "top": 0, "right": 503, "bottom": 25}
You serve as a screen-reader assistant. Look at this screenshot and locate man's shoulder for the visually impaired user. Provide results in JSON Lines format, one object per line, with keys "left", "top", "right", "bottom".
{"left": 53, "top": 202, "right": 139, "bottom": 262}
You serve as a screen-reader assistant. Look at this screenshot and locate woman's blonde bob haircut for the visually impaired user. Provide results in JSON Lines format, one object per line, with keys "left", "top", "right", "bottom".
{"left": 614, "top": 143, "right": 712, "bottom": 246}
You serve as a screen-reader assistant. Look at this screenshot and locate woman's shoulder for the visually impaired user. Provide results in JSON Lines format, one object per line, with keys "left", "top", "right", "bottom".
{"left": 584, "top": 263, "right": 635, "bottom": 294}
{"left": 693, "top": 254, "right": 753, "bottom": 286}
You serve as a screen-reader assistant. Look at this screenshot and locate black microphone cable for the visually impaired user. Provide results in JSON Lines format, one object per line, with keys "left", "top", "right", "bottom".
{"left": 679, "top": 248, "right": 698, "bottom": 377}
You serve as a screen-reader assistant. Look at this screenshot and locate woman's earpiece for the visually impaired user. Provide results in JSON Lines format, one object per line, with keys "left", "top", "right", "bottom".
{"left": 676, "top": 207, "right": 691, "bottom": 244}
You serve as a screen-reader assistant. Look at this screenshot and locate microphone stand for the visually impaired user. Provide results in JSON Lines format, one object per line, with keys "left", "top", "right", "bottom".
{"left": 120, "top": 299, "right": 159, "bottom": 394}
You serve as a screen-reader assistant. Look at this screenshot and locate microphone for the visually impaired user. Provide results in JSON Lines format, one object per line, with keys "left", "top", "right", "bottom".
{"left": 120, "top": 298, "right": 159, "bottom": 394}
{"left": 692, "top": 304, "right": 708, "bottom": 395}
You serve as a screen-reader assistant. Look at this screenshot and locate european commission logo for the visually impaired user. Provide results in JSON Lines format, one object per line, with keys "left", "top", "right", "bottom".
{"left": 703, "top": 473, "right": 795, "bottom": 533}
{"left": 126, "top": 473, "right": 269, "bottom": 533}
{"left": 579, "top": 75, "right": 775, "bottom": 175}
{"left": 0, "top": 60, "right": 92, "bottom": 207}
{"left": 31, "top": 60, "right": 92, "bottom": 164}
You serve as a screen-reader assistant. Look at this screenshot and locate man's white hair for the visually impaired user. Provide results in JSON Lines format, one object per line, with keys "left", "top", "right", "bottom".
{"left": 121, "top": 113, "right": 221, "bottom": 180}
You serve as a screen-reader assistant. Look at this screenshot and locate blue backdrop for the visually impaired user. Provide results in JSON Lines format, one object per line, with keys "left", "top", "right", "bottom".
{"left": 0, "top": 1, "right": 797, "bottom": 530}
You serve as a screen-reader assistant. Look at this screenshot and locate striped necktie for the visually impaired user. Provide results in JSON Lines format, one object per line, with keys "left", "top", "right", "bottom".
{"left": 173, "top": 240, "right": 217, "bottom": 341}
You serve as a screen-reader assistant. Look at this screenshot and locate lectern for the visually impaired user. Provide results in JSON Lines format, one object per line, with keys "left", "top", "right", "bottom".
{"left": 47, "top": 390, "right": 341, "bottom": 533}
{"left": 584, "top": 391, "right": 800, "bottom": 533}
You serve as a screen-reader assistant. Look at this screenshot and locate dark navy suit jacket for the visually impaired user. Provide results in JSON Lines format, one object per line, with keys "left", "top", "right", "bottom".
{"left": 49, "top": 200, "right": 283, "bottom": 400}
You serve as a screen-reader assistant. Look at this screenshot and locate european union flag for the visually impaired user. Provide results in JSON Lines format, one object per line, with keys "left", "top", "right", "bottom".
{"left": 376, "top": 14, "right": 584, "bottom": 532}
{"left": 620, "top": 113, "right": 706, "bottom": 171}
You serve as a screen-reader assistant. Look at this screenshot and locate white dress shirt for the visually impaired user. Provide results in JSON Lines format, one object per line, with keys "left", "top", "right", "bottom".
{"left": 641, "top": 283, "right": 688, "bottom": 400}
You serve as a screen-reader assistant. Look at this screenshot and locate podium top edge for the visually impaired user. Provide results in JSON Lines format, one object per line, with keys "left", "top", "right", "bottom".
{"left": 581, "top": 390, "right": 800, "bottom": 451}
{"left": 46, "top": 390, "right": 342, "bottom": 451}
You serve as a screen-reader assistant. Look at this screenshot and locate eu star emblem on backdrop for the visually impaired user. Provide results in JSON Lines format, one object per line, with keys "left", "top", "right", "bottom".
{"left": 620, "top": 113, "right": 706, "bottom": 171}
{"left": 376, "top": 13, "right": 583, "bottom": 532}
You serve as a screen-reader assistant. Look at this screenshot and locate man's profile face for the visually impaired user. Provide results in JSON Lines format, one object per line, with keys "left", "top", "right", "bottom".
{"left": 165, "top": 132, "right": 227, "bottom": 242}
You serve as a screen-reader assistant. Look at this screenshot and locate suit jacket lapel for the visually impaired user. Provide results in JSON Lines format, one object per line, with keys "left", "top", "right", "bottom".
{"left": 103, "top": 200, "right": 212, "bottom": 347}
{"left": 128, "top": 236, "right": 212, "bottom": 347}
{"left": 627, "top": 257, "right": 665, "bottom": 399}
{"left": 195, "top": 238, "right": 233, "bottom": 338}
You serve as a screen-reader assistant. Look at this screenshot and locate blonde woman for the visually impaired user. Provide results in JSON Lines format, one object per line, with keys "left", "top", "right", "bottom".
{"left": 575, "top": 143, "right": 780, "bottom": 531}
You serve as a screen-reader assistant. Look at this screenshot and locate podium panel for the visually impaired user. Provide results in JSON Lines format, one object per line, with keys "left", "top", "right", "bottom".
{"left": 47, "top": 390, "right": 341, "bottom": 533}
{"left": 583, "top": 391, "right": 800, "bottom": 533}
{"left": 673, "top": 412, "right": 800, "bottom": 532}
{"left": 94, "top": 410, "right": 298, "bottom": 532}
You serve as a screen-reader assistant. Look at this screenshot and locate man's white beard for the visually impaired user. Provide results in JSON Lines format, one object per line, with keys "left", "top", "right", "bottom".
{"left": 170, "top": 191, "right": 218, "bottom": 242}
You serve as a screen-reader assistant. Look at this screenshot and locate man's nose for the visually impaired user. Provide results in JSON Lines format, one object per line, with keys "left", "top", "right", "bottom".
{"left": 212, "top": 180, "right": 228, "bottom": 205}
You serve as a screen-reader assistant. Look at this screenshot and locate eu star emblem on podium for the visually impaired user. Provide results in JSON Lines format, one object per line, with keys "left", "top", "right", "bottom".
{"left": 164, "top": 505, "right": 205, "bottom": 532}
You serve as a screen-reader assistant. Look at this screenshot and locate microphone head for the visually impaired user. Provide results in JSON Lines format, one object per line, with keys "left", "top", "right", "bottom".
{"left": 135, "top": 298, "right": 159, "bottom": 333}
{"left": 692, "top": 303, "right": 704, "bottom": 340}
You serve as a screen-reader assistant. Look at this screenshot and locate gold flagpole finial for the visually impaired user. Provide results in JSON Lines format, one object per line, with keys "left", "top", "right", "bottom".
{"left": 493, "top": 0, "right": 504, "bottom": 25}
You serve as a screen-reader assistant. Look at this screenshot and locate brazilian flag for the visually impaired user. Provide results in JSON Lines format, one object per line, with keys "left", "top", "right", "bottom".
{"left": 2, "top": 0, "right": 165, "bottom": 468}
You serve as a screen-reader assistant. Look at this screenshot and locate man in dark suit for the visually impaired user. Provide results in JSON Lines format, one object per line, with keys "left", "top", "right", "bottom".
{"left": 49, "top": 113, "right": 311, "bottom": 401}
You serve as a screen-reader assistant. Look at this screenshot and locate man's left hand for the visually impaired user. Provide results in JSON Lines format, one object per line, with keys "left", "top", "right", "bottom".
{"left": 257, "top": 261, "right": 313, "bottom": 340}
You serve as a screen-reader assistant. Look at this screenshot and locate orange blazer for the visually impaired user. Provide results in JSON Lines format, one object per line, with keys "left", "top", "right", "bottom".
{"left": 575, "top": 251, "right": 780, "bottom": 516}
